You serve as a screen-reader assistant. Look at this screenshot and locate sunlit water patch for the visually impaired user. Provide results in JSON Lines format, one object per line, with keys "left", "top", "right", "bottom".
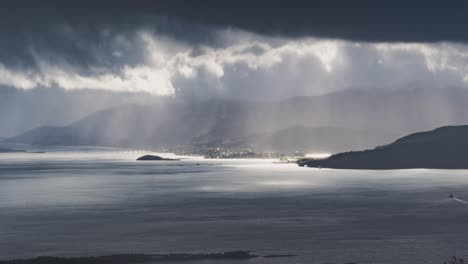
{"left": 1, "top": 151, "right": 468, "bottom": 264}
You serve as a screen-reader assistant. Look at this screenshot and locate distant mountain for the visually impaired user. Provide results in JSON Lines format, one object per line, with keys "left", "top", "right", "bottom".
{"left": 8, "top": 88, "right": 468, "bottom": 153}
{"left": 0, "top": 147, "right": 24, "bottom": 153}
{"left": 300, "top": 125, "right": 468, "bottom": 169}
{"left": 8, "top": 104, "right": 204, "bottom": 149}
{"left": 8, "top": 126, "right": 101, "bottom": 146}
{"left": 8, "top": 106, "right": 399, "bottom": 153}
{"left": 193, "top": 125, "right": 398, "bottom": 153}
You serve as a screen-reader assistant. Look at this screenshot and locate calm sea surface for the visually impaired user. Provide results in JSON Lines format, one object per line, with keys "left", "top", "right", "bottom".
{"left": 1, "top": 151, "right": 468, "bottom": 264}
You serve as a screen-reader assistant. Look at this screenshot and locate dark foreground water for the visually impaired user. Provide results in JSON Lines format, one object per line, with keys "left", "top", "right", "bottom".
{"left": 1, "top": 151, "right": 468, "bottom": 264}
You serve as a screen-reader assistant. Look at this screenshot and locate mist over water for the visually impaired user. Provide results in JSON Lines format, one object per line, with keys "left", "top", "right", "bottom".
{"left": 1, "top": 151, "right": 468, "bottom": 264}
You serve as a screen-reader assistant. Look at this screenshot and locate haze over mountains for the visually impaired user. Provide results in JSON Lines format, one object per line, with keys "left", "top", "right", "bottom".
{"left": 6, "top": 87, "right": 468, "bottom": 153}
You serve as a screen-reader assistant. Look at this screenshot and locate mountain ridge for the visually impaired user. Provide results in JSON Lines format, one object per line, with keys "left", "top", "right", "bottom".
{"left": 300, "top": 125, "right": 468, "bottom": 169}
{"left": 8, "top": 88, "right": 468, "bottom": 153}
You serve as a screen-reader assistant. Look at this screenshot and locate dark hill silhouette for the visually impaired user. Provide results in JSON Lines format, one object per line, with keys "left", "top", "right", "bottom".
{"left": 299, "top": 125, "right": 468, "bottom": 169}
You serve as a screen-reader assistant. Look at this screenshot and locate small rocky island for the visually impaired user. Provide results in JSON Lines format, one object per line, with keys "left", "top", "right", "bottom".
{"left": 136, "top": 155, "right": 179, "bottom": 161}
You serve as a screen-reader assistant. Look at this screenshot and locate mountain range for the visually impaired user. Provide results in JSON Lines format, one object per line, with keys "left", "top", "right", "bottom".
{"left": 7, "top": 87, "right": 468, "bottom": 153}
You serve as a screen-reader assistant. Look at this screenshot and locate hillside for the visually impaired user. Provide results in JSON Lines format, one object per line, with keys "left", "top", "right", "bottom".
{"left": 193, "top": 125, "right": 398, "bottom": 153}
{"left": 8, "top": 87, "right": 468, "bottom": 153}
{"left": 299, "top": 125, "right": 468, "bottom": 169}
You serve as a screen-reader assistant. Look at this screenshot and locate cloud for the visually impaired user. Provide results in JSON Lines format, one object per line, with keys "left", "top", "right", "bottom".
{"left": 1, "top": 2, "right": 468, "bottom": 99}
{"left": 0, "top": 62, "right": 174, "bottom": 95}
{"left": 4, "top": 0, "right": 468, "bottom": 43}
{"left": 0, "top": 64, "right": 38, "bottom": 89}
{"left": 4, "top": 2, "right": 468, "bottom": 143}
{"left": 2, "top": 29, "right": 468, "bottom": 99}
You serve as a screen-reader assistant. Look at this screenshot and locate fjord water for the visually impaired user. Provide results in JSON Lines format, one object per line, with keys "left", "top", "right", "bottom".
{"left": 1, "top": 151, "right": 468, "bottom": 264}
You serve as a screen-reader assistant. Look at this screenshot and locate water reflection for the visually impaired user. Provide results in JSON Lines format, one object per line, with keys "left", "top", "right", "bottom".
{"left": 1, "top": 152, "right": 468, "bottom": 264}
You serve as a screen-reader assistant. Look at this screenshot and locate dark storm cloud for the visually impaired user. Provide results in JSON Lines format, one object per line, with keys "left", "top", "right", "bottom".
{"left": 1, "top": 0, "right": 468, "bottom": 101}
{"left": 3, "top": 0, "right": 468, "bottom": 43}
{"left": 0, "top": 0, "right": 466, "bottom": 73}
{"left": 3, "top": 0, "right": 468, "bottom": 141}
{"left": 0, "top": 1, "right": 218, "bottom": 71}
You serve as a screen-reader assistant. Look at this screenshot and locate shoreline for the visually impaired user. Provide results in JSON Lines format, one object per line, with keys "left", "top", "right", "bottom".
{"left": 0, "top": 251, "right": 297, "bottom": 264}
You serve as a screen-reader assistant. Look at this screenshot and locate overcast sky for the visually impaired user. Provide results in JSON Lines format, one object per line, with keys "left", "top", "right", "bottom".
{"left": 0, "top": 0, "right": 468, "bottom": 100}
{"left": 3, "top": 1, "right": 468, "bottom": 138}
